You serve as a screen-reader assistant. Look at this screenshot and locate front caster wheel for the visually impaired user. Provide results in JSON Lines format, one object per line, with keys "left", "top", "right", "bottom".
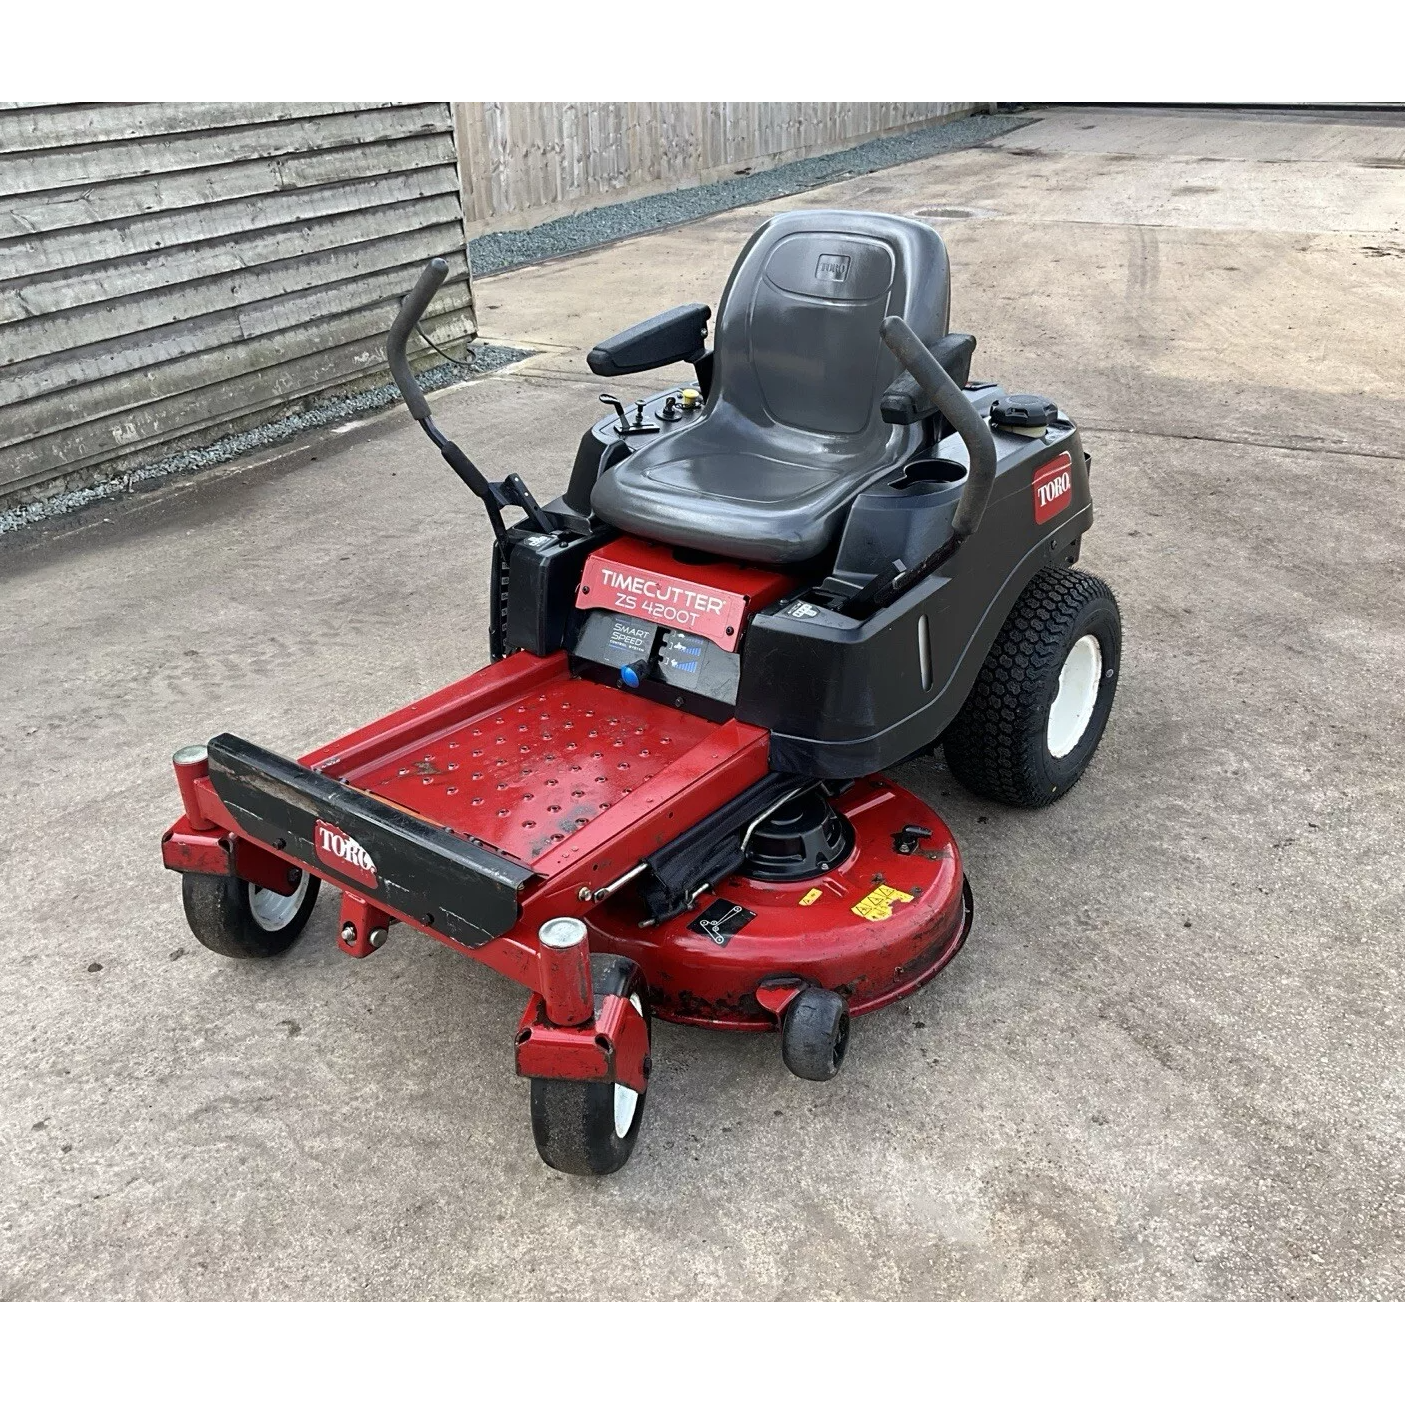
{"left": 781, "top": 986, "right": 850, "bottom": 1081}
{"left": 181, "top": 869, "right": 320, "bottom": 959}
{"left": 530, "top": 956, "right": 651, "bottom": 1176}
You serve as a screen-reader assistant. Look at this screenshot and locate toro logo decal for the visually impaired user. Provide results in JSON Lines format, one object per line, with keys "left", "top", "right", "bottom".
{"left": 313, "top": 819, "right": 378, "bottom": 887}
{"left": 1032, "top": 452, "right": 1074, "bottom": 524}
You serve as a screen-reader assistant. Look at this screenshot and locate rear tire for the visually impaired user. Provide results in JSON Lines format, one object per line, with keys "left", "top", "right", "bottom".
{"left": 530, "top": 957, "right": 651, "bottom": 1176}
{"left": 181, "top": 869, "right": 320, "bottom": 959}
{"left": 943, "top": 567, "right": 1121, "bottom": 808}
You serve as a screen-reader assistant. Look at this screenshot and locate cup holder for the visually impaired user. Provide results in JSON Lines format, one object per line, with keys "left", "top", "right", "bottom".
{"left": 890, "top": 458, "right": 967, "bottom": 490}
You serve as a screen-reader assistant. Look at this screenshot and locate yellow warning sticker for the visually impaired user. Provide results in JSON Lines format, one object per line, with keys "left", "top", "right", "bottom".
{"left": 799, "top": 888, "right": 823, "bottom": 906}
{"left": 852, "top": 884, "right": 915, "bottom": 922}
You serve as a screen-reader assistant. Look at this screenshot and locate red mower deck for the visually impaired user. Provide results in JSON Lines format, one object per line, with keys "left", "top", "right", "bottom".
{"left": 590, "top": 777, "right": 970, "bottom": 1029}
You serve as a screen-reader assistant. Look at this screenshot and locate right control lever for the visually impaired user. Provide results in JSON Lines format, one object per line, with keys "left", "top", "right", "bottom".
{"left": 841, "top": 316, "right": 999, "bottom": 619}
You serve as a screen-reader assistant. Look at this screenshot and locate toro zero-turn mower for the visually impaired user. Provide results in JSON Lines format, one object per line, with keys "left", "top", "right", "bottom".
{"left": 161, "top": 211, "right": 1121, "bottom": 1175}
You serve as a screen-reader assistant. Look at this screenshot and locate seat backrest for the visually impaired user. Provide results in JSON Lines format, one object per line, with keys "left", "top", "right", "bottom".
{"left": 711, "top": 209, "right": 950, "bottom": 450}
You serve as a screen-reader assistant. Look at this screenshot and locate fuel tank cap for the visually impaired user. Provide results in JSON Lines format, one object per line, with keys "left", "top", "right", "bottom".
{"left": 990, "top": 394, "right": 1058, "bottom": 433}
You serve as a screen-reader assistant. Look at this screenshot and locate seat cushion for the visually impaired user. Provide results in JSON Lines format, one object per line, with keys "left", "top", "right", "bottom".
{"left": 588, "top": 209, "right": 951, "bottom": 565}
{"left": 591, "top": 444, "right": 899, "bottom": 565}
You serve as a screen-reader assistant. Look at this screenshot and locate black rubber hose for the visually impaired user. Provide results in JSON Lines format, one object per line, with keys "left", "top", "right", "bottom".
{"left": 880, "top": 315, "right": 997, "bottom": 539}
{"left": 387, "top": 258, "right": 450, "bottom": 422}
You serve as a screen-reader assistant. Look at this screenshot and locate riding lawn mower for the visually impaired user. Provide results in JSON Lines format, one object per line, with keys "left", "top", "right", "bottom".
{"left": 161, "top": 210, "right": 1122, "bottom": 1175}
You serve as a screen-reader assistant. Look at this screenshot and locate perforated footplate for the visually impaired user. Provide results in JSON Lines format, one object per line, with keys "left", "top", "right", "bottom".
{"left": 344, "top": 676, "right": 716, "bottom": 865}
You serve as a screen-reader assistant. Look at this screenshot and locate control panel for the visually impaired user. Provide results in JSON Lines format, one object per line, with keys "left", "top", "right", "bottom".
{"left": 593, "top": 386, "right": 705, "bottom": 441}
{"left": 655, "top": 628, "right": 739, "bottom": 702}
{"left": 570, "top": 609, "right": 742, "bottom": 712}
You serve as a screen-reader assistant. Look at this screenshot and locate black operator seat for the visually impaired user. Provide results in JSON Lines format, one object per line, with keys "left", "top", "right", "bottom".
{"left": 589, "top": 210, "right": 953, "bottom": 566}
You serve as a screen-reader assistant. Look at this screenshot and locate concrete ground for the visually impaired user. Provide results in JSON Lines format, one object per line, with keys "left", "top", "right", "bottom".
{"left": 2, "top": 106, "right": 1402, "bottom": 1300}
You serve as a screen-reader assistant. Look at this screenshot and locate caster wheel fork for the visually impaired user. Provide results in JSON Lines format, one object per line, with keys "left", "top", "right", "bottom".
{"left": 529, "top": 955, "right": 651, "bottom": 1176}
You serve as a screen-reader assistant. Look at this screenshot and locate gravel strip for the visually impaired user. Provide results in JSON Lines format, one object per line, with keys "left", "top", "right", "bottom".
{"left": 469, "top": 111, "right": 1034, "bottom": 277}
{"left": 0, "top": 344, "right": 533, "bottom": 538}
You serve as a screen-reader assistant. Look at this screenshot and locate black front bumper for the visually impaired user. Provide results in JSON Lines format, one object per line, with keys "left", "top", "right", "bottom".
{"left": 206, "top": 733, "right": 533, "bottom": 947}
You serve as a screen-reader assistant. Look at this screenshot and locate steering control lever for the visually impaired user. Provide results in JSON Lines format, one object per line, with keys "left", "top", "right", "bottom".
{"left": 842, "top": 316, "right": 1000, "bottom": 618}
{"left": 387, "top": 258, "right": 555, "bottom": 543}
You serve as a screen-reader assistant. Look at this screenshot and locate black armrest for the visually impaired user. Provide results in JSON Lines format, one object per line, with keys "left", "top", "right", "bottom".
{"left": 587, "top": 303, "right": 711, "bottom": 377}
{"left": 880, "top": 332, "right": 978, "bottom": 424}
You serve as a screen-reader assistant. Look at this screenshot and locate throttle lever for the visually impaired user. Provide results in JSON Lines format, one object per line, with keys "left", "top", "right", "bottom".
{"left": 599, "top": 393, "right": 630, "bottom": 433}
{"left": 599, "top": 393, "right": 660, "bottom": 437}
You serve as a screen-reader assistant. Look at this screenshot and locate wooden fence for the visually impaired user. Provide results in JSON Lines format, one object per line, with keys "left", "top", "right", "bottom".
{"left": 454, "top": 102, "right": 977, "bottom": 231}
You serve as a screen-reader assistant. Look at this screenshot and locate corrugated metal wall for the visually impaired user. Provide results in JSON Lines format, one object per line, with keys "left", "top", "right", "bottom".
{"left": 454, "top": 102, "right": 977, "bottom": 231}
{"left": 0, "top": 102, "right": 475, "bottom": 507}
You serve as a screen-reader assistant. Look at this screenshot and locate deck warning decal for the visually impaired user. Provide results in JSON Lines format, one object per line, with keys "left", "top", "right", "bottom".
{"left": 799, "top": 888, "right": 823, "bottom": 906}
{"left": 852, "top": 884, "right": 914, "bottom": 922}
{"left": 687, "top": 899, "right": 756, "bottom": 947}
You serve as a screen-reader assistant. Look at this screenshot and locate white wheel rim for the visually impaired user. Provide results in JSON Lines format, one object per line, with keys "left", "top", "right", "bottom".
{"left": 1046, "top": 634, "right": 1103, "bottom": 759}
{"left": 247, "top": 870, "right": 309, "bottom": 932}
{"left": 613, "top": 994, "right": 645, "bottom": 1139}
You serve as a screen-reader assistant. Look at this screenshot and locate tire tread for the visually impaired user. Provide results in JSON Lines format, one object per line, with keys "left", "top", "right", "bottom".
{"left": 181, "top": 871, "right": 318, "bottom": 958}
{"left": 943, "top": 566, "right": 1120, "bottom": 807}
